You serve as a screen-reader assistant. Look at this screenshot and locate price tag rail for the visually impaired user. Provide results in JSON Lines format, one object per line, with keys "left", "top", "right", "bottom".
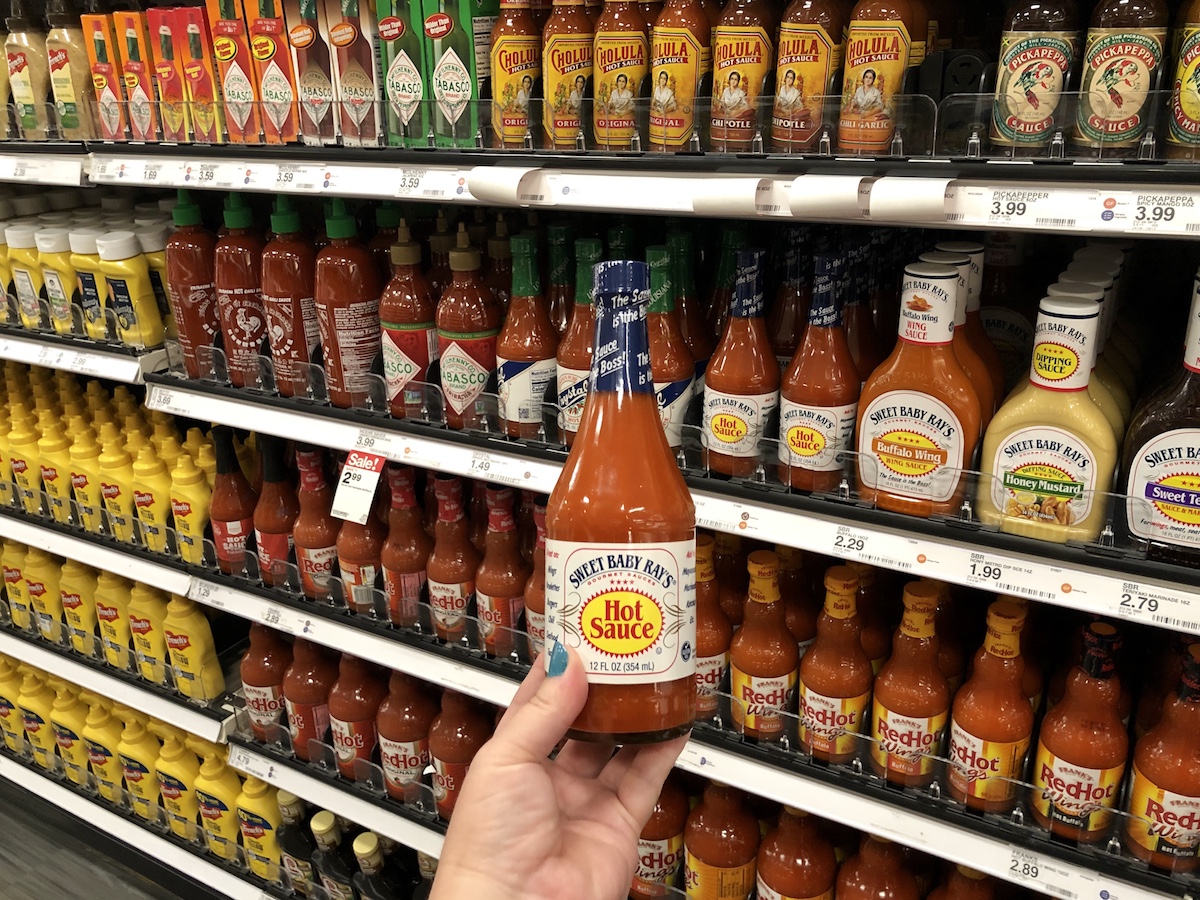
{"left": 0, "top": 328, "right": 169, "bottom": 383}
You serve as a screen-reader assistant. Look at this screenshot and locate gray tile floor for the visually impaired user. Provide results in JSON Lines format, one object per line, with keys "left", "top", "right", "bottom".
{"left": 0, "top": 777, "right": 186, "bottom": 900}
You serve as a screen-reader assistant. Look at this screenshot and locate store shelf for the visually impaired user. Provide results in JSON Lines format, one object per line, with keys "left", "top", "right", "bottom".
{"left": 0, "top": 148, "right": 87, "bottom": 186}
{"left": 0, "top": 753, "right": 264, "bottom": 900}
{"left": 224, "top": 740, "right": 445, "bottom": 858}
{"left": 144, "top": 378, "right": 1200, "bottom": 638}
{"left": 0, "top": 628, "right": 234, "bottom": 742}
{"left": 0, "top": 329, "right": 168, "bottom": 383}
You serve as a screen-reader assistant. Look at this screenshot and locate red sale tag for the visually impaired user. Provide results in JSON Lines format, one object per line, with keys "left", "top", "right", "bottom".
{"left": 331, "top": 451, "right": 386, "bottom": 525}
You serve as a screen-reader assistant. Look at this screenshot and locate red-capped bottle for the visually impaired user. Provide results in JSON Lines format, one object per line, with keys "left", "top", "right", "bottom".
{"left": 426, "top": 476, "right": 480, "bottom": 643}
{"left": 328, "top": 654, "right": 389, "bottom": 780}
{"left": 475, "top": 486, "right": 531, "bottom": 658}
{"left": 209, "top": 425, "right": 259, "bottom": 575}
{"left": 293, "top": 447, "right": 340, "bottom": 601}
{"left": 283, "top": 639, "right": 340, "bottom": 761}
{"left": 253, "top": 435, "right": 299, "bottom": 587}
{"left": 376, "top": 671, "right": 439, "bottom": 804}
{"left": 381, "top": 465, "right": 432, "bottom": 628}
{"left": 523, "top": 496, "right": 548, "bottom": 659}
{"left": 241, "top": 623, "right": 293, "bottom": 742}
{"left": 380, "top": 219, "right": 439, "bottom": 420}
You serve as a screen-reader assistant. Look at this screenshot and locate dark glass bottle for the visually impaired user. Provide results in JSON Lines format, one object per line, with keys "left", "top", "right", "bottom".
{"left": 352, "top": 832, "right": 412, "bottom": 899}
{"left": 276, "top": 790, "right": 318, "bottom": 890}
{"left": 311, "top": 810, "right": 359, "bottom": 900}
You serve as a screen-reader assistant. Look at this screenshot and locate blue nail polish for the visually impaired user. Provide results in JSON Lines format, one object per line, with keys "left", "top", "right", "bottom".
{"left": 547, "top": 639, "right": 568, "bottom": 677}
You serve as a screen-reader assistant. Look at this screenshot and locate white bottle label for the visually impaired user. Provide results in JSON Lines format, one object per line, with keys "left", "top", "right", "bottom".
{"left": 655, "top": 377, "right": 694, "bottom": 448}
{"left": 476, "top": 590, "right": 524, "bottom": 640}
{"left": 898, "top": 273, "right": 956, "bottom": 345}
{"left": 989, "top": 425, "right": 1099, "bottom": 528}
{"left": 857, "top": 390, "right": 966, "bottom": 502}
{"left": 433, "top": 48, "right": 472, "bottom": 123}
{"left": 497, "top": 356, "right": 556, "bottom": 426}
{"left": 387, "top": 49, "right": 423, "bottom": 125}
{"left": 778, "top": 400, "right": 857, "bottom": 472}
{"left": 1126, "top": 428, "right": 1200, "bottom": 549}
{"left": 632, "top": 834, "right": 684, "bottom": 892}
{"left": 545, "top": 539, "right": 696, "bottom": 684}
{"left": 440, "top": 342, "right": 490, "bottom": 414}
{"left": 556, "top": 364, "right": 590, "bottom": 435}
{"left": 703, "top": 387, "right": 778, "bottom": 458}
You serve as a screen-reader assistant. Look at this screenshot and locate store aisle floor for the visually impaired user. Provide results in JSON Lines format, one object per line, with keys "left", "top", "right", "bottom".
{"left": 0, "top": 778, "right": 187, "bottom": 900}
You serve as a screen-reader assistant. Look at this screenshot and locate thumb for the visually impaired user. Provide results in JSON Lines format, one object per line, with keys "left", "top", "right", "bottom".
{"left": 490, "top": 641, "right": 589, "bottom": 763}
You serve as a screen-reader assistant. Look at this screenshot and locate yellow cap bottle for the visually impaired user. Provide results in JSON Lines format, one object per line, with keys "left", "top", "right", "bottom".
{"left": 158, "top": 434, "right": 185, "bottom": 474}
{"left": 23, "top": 548, "right": 64, "bottom": 644}
{"left": 191, "top": 739, "right": 245, "bottom": 860}
{"left": 137, "top": 225, "right": 176, "bottom": 340}
{"left": 17, "top": 671, "right": 57, "bottom": 768}
{"left": 116, "top": 706, "right": 162, "bottom": 821}
{"left": 59, "top": 559, "right": 99, "bottom": 657}
{"left": 49, "top": 680, "right": 90, "bottom": 786}
{"left": 0, "top": 653, "right": 24, "bottom": 753}
{"left": 126, "top": 583, "right": 170, "bottom": 685}
{"left": 1, "top": 540, "right": 30, "bottom": 632}
{"left": 36, "top": 410, "right": 72, "bottom": 524}
{"left": 67, "top": 417, "right": 104, "bottom": 534}
{"left": 237, "top": 776, "right": 283, "bottom": 881}
{"left": 182, "top": 427, "right": 207, "bottom": 460}
{"left": 98, "top": 438, "right": 136, "bottom": 543}
{"left": 9, "top": 403, "right": 42, "bottom": 515}
{"left": 95, "top": 570, "right": 134, "bottom": 670}
{"left": 80, "top": 691, "right": 125, "bottom": 803}
{"left": 170, "top": 454, "right": 212, "bottom": 565}
{"left": 152, "top": 722, "right": 202, "bottom": 840}
{"left": 95, "top": 231, "right": 165, "bottom": 349}
{"left": 132, "top": 445, "right": 173, "bottom": 553}
{"left": 150, "top": 420, "right": 175, "bottom": 454}
{"left": 163, "top": 594, "right": 225, "bottom": 701}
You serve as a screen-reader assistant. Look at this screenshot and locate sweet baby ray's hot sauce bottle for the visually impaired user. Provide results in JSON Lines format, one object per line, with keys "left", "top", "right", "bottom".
{"left": 694, "top": 534, "right": 732, "bottom": 721}
{"left": 683, "top": 782, "right": 759, "bottom": 899}
{"left": 544, "top": 259, "right": 697, "bottom": 744}
{"left": 855, "top": 261, "right": 981, "bottom": 518}
{"left": 945, "top": 599, "right": 1034, "bottom": 814}
{"left": 798, "top": 565, "right": 873, "bottom": 764}
{"left": 729, "top": 550, "right": 798, "bottom": 740}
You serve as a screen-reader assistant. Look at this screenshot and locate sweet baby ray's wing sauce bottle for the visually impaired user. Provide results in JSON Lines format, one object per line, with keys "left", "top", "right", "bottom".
{"left": 778, "top": 254, "right": 860, "bottom": 494}
{"left": 646, "top": 245, "right": 696, "bottom": 451}
{"left": 945, "top": 599, "right": 1034, "bottom": 814}
{"left": 328, "top": 654, "right": 389, "bottom": 780}
{"left": 704, "top": 248, "right": 781, "bottom": 478}
{"left": 253, "top": 435, "right": 299, "bottom": 586}
{"left": 376, "top": 671, "right": 438, "bottom": 804}
{"left": 241, "top": 623, "right": 294, "bottom": 742}
{"left": 261, "top": 197, "right": 319, "bottom": 399}
{"left": 496, "top": 234, "right": 558, "bottom": 440}
{"left": 215, "top": 195, "right": 268, "bottom": 387}
{"left": 437, "top": 225, "right": 502, "bottom": 430}
{"left": 756, "top": 807, "right": 838, "bottom": 900}
{"left": 855, "top": 262, "right": 982, "bottom": 518}
{"left": 935, "top": 240, "right": 1004, "bottom": 405}
{"left": 683, "top": 782, "right": 759, "bottom": 899}
{"left": 379, "top": 220, "right": 439, "bottom": 420}
{"left": 715, "top": 532, "right": 748, "bottom": 626}
{"left": 523, "top": 496, "right": 549, "bottom": 658}
{"left": 694, "top": 534, "right": 732, "bottom": 722}
{"left": 544, "top": 260, "right": 697, "bottom": 744}
{"left": 729, "top": 550, "right": 798, "bottom": 740}
{"left": 798, "top": 565, "right": 874, "bottom": 764}
{"left": 1032, "top": 621, "right": 1128, "bottom": 842}
{"left": 475, "top": 486, "right": 531, "bottom": 658}
{"left": 631, "top": 775, "right": 689, "bottom": 898}
{"left": 869, "top": 581, "right": 949, "bottom": 788}
{"left": 293, "top": 447, "right": 340, "bottom": 600}
{"left": 429, "top": 690, "right": 494, "bottom": 820}
{"left": 555, "top": 237, "right": 603, "bottom": 447}
{"left": 283, "top": 639, "right": 339, "bottom": 761}
{"left": 426, "top": 475, "right": 480, "bottom": 642}
{"left": 381, "top": 465, "right": 432, "bottom": 628}
{"left": 210, "top": 426, "right": 259, "bottom": 575}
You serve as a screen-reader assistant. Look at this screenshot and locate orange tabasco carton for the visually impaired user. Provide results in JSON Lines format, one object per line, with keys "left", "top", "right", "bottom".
{"left": 177, "top": 8, "right": 226, "bottom": 144}
{"left": 82, "top": 13, "right": 127, "bottom": 141}
{"left": 247, "top": 0, "right": 301, "bottom": 142}
{"left": 147, "top": 8, "right": 191, "bottom": 142}
{"left": 112, "top": 11, "right": 160, "bottom": 141}
{"left": 206, "top": 0, "right": 264, "bottom": 142}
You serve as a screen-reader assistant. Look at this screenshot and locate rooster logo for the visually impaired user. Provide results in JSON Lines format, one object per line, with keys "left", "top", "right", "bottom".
{"left": 235, "top": 306, "right": 263, "bottom": 345}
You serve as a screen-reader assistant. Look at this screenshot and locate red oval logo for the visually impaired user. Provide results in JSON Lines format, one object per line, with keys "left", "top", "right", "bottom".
{"left": 378, "top": 15, "right": 405, "bottom": 40}
{"left": 424, "top": 12, "right": 452, "bottom": 38}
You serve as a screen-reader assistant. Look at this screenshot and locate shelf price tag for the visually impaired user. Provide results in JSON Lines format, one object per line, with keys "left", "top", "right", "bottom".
{"left": 467, "top": 450, "right": 531, "bottom": 487}
{"left": 354, "top": 428, "right": 396, "bottom": 459}
{"left": 331, "top": 450, "right": 387, "bottom": 524}
{"left": 275, "top": 164, "right": 322, "bottom": 192}
{"left": 11, "top": 158, "right": 41, "bottom": 182}
{"left": 226, "top": 744, "right": 271, "bottom": 780}
{"left": 187, "top": 579, "right": 240, "bottom": 611}
{"left": 260, "top": 604, "right": 294, "bottom": 634}
{"left": 1005, "top": 845, "right": 1097, "bottom": 899}
{"left": 181, "top": 161, "right": 221, "bottom": 187}
{"left": 950, "top": 186, "right": 1092, "bottom": 231}
{"left": 145, "top": 384, "right": 191, "bottom": 417}
{"left": 1094, "top": 190, "right": 1200, "bottom": 235}
{"left": 240, "top": 163, "right": 279, "bottom": 190}
{"left": 1117, "top": 581, "right": 1200, "bottom": 633}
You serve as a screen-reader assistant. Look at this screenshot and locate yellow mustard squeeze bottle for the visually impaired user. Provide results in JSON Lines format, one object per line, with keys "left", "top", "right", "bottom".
{"left": 0, "top": 653, "right": 25, "bottom": 752}
{"left": 96, "top": 231, "right": 165, "bottom": 349}
{"left": 99, "top": 436, "right": 136, "bottom": 542}
{"left": 17, "top": 670, "right": 57, "bottom": 768}
{"left": 59, "top": 557, "right": 98, "bottom": 656}
{"left": 69, "top": 227, "right": 110, "bottom": 339}
{"left": 1, "top": 540, "right": 31, "bottom": 632}
{"left": 136, "top": 224, "right": 175, "bottom": 340}
{"left": 9, "top": 403, "right": 42, "bottom": 515}
{"left": 0, "top": 223, "right": 14, "bottom": 311}
{"left": 80, "top": 691, "right": 125, "bottom": 803}
{"left": 237, "top": 776, "right": 284, "bottom": 881}
{"left": 127, "top": 583, "right": 170, "bottom": 685}
{"left": 163, "top": 593, "right": 225, "bottom": 701}
{"left": 170, "top": 453, "right": 212, "bottom": 564}
{"left": 116, "top": 706, "right": 162, "bottom": 821}
{"left": 6, "top": 224, "right": 44, "bottom": 329}
{"left": 95, "top": 570, "right": 134, "bottom": 670}
{"left": 35, "top": 227, "right": 78, "bottom": 334}
{"left": 153, "top": 723, "right": 202, "bottom": 840}
{"left": 0, "top": 411, "right": 13, "bottom": 505}
{"left": 23, "top": 547, "right": 63, "bottom": 643}
{"left": 36, "top": 408, "right": 71, "bottom": 524}
{"left": 132, "top": 444, "right": 173, "bottom": 552}
{"left": 67, "top": 416, "right": 104, "bottom": 533}
{"left": 192, "top": 739, "right": 246, "bottom": 861}
{"left": 49, "top": 680, "right": 90, "bottom": 786}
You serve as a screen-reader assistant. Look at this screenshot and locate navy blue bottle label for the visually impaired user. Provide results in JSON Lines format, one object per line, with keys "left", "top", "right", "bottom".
{"left": 591, "top": 261, "right": 653, "bottom": 395}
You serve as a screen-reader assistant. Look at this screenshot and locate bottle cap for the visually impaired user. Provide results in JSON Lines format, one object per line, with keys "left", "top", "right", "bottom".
{"left": 5, "top": 224, "right": 37, "bottom": 249}
{"left": 985, "top": 599, "right": 1026, "bottom": 635}
{"left": 593, "top": 259, "right": 648, "bottom": 296}
{"left": 488, "top": 214, "right": 512, "bottom": 260}
{"left": 100, "top": 195, "right": 133, "bottom": 213}
{"left": 430, "top": 212, "right": 455, "bottom": 253}
{"left": 11, "top": 194, "right": 48, "bottom": 217}
{"left": 956, "top": 866, "right": 988, "bottom": 881}
{"left": 44, "top": 187, "right": 80, "bottom": 211}
{"left": 1080, "top": 621, "right": 1120, "bottom": 679}
{"left": 900, "top": 580, "right": 940, "bottom": 615}
{"left": 746, "top": 549, "right": 777, "bottom": 581}
{"left": 134, "top": 201, "right": 162, "bottom": 216}
{"left": 823, "top": 565, "right": 858, "bottom": 595}
{"left": 325, "top": 197, "right": 358, "bottom": 240}
{"left": 95, "top": 231, "right": 142, "bottom": 262}
{"left": 135, "top": 224, "right": 170, "bottom": 254}
{"left": 34, "top": 227, "right": 71, "bottom": 254}
{"left": 374, "top": 201, "right": 402, "bottom": 229}
{"left": 37, "top": 212, "right": 74, "bottom": 225}
{"left": 68, "top": 226, "right": 105, "bottom": 255}
{"left": 389, "top": 219, "right": 422, "bottom": 267}
{"left": 172, "top": 189, "right": 203, "bottom": 227}
{"left": 270, "top": 195, "right": 301, "bottom": 235}
{"left": 845, "top": 560, "right": 875, "bottom": 586}
{"left": 448, "top": 223, "right": 481, "bottom": 272}
{"left": 1047, "top": 281, "right": 1104, "bottom": 303}
{"left": 223, "top": 193, "right": 254, "bottom": 230}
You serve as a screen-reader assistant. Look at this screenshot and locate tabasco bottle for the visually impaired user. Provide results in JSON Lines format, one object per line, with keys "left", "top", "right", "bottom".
{"left": 778, "top": 254, "right": 859, "bottom": 493}
{"left": 293, "top": 447, "right": 340, "bottom": 600}
{"left": 709, "top": 0, "right": 779, "bottom": 151}
{"left": 694, "top": 534, "right": 732, "bottom": 721}
{"left": 427, "top": 475, "right": 479, "bottom": 642}
{"left": 381, "top": 465, "right": 432, "bottom": 628}
{"left": 870, "top": 581, "right": 949, "bottom": 787}
{"left": 496, "top": 234, "right": 558, "bottom": 439}
{"left": 855, "top": 262, "right": 982, "bottom": 518}
{"left": 771, "top": 0, "right": 846, "bottom": 152}
{"left": 1031, "top": 621, "right": 1128, "bottom": 842}
{"left": 475, "top": 486, "right": 531, "bottom": 658}
{"left": 649, "top": 0, "right": 712, "bottom": 150}
{"left": 1123, "top": 642, "right": 1200, "bottom": 871}
{"left": 544, "top": 260, "right": 697, "bottom": 743}
{"left": 543, "top": 0, "right": 594, "bottom": 148}
{"left": 729, "top": 550, "right": 799, "bottom": 740}
{"left": 703, "top": 248, "right": 781, "bottom": 478}
{"left": 556, "top": 237, "right": 603, "bottom": 446}
{"left": 646, "top": 245, "right": 695, "bottom": 450}
{"left": 210, "top": 425, "right": 259, "bottom": 576}
{"left": 491, "top": 0, "right": 541, "bottom": 147}
{"left": 683, "top": 783, "right": 759, "bottom": 898}
{"left": 523, "top": 496, "right": 549, "bottom": 658}
{"left": 945, "top": 599, "right": 1034, "bottom": 814}
{"left": 798, "top": 566, "right": 873, "bottom": 763}
{"left": 253, "top": 435, "right": 299, "bottom": 586}
{"left": 380, "top": 219, "right": 439, "bottom": 420}
{"left": 631, "top": 775, "right": 689, "bottom": 897}
{"left": 545, "top": 224, "right": 574, "bottom": 335}
{"left": 593, "top": 0, "right": 650, "bottom": 149}
{"left": 437, "top": 225, "right": 502, "bottom": 430}
{"left": 837, "top": 836, "right": 920, "bottom": 900}
{"left": 756, "top": 807, "right": 838, "bottom": 900}
{"left": 669, "top": 230, "right": 714, "bottom": 388}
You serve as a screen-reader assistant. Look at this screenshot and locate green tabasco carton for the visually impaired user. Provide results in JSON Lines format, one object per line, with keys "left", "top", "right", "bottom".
{"left": 421, "top": 0, "right": 499, "bottom": 147}
{"left": 377, "top": 0, "right": 428, "bottom": 146}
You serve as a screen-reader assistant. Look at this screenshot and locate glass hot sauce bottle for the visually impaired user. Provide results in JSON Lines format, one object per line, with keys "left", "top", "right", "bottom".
{"left": 380, "top": 464, "right": 432, "bottom": 628}
{"left": 427, "top": 475, "right": 480, "bottom": 643}
{"left": 474, "top": 485, "right": 531, "bottom": 658}
{"left": 694, "top": 534, "right": 732, "bottom": 721}
{"left": 729, "top": 550, "right": 798, "bottom": 741}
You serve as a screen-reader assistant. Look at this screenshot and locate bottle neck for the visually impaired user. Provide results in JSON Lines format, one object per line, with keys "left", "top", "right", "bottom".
{"left": 511, "top": 253, "right": 539, "bottom": 298}
{"left": 590, "top": 287, "right": 653, "bottom": 398}
{"left": 548, "top": 241, "right": 571, "bottom": 287}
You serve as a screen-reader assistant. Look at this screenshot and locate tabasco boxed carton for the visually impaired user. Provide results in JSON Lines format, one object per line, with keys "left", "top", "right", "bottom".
{"left": 206, "top": 0, "right": 264, "bottom": 143}
{"left": 112, "top": 12, "right": 160, "bottom": 141}
{"left": 147, "top": 8, "right": 191, "bottom": 142}
{"left": 421, "top": 0, "right": 498, "bottom": 147}
{"left": 323, "top": 0, "right": 383, "bottom": 146}
{"left": 82, "top": 13, "right": 128, "bottom": 141}
{"left": 282, "top": 0, "right": 340, "bottom": 144}
{"left": 377, "top": 0, "right": 428, "bottom": 146}
{"left": 177, "top": 7, "right": 226, "bottom": 143}
{"left": 247, "top": 0, "right": 301, "bottom": 143}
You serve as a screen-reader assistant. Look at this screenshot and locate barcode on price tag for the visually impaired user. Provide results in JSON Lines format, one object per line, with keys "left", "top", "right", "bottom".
{"left": 331, "top": 450, "right": 387, "bottom": 524}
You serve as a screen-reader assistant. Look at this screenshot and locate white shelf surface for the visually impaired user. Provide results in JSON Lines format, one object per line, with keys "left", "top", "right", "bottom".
{"left": 225, "top": 743, "right": 445, "bottom": 858}
{"left": 0, "top": 152, "right": 86, "bottom": 186}
{"left": 145, "top": 381, "right": 1200, "bottom": 637}
{"left": 0, "top": 629, "right": 233, "bottom": 742}
{"left": 0, "top": 754, "right": 264, "bottom": 900}
{"left": 0, "top": 331, "right": 168, "bottom": 383}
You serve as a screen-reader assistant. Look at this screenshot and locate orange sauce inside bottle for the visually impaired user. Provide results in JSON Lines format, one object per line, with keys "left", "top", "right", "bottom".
{"left": 756, "top": 807, "right": 838, "bottom": 900}
{"left": 426, "top": 476, "right": 480, "bottom": 643}
{"left": 474, "top": 487, "right": 531, "bottom": 658}
{"left": 694, "top": 534, "right": 733, "bottom": 721}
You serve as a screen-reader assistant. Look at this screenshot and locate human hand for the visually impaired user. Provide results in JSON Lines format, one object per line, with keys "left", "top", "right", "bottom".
{"left": 430, "top": 640, "right": 689, "bottom": 900}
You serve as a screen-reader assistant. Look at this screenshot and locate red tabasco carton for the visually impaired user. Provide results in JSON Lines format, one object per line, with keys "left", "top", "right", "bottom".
{"left": 247, "top": 0, "right": 301, "bottom": 143}
{"left": 177, "top": 7, "right": 226, "bottom": 143}
{"left": 323, "top": 0, "right": 382, "bottom": 146}
{"left": 82, "top": 13, "right": 128, "bottom": 141}
{"left": 206, "top": 0, "right": 264, "bottom": 142}
{"left": 112, "top": 12, "right": 160, "bottom": 141}
{"left": 147, "top": 8, "right": 191, "bottom": 142}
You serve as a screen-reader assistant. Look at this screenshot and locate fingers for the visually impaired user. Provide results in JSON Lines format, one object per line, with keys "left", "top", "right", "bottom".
{"left": 488, "top": 641, "right": 589, "bottom": 765}
{"left": 611, "top": 734, "right": 690, "bottom": 828}
{"left": 554, "top": 739, "right": 617, "bottom": 779}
